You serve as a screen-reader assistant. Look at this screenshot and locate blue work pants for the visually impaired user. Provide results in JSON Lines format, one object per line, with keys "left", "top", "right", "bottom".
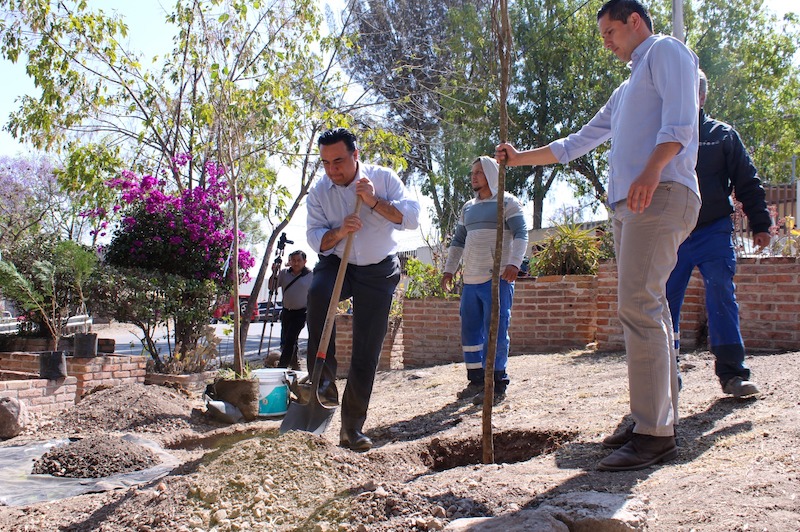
{"left": 460, "top": 279, "right": 513, "bottom": 393}
{"left": 666, "top": 216, "right": 750, "bottom": 385}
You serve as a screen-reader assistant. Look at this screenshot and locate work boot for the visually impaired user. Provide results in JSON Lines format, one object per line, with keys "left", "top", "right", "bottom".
{"left": 340, "top": 428, "right": 372, "bottom": 452}
{"left": 597, "top": 434, "right": 678, "bottom": 471}
{"left": 722, "top": 376, "right": 759, "bottom": 398}
{"left": 456, "top": 382, "right": 483, "bottom": 400}
{"left": 472, "top": 390, "right": 506, "bottom": 405}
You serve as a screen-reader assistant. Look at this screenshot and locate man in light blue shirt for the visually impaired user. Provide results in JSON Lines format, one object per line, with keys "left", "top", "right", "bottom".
{"left": 497, "top": 0, "right": 700, "bottom": 471}
{"left": 306, "top": 127, "right": 420, "bottom": 451}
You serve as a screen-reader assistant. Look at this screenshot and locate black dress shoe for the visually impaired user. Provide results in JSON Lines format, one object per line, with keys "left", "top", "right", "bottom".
{"left": 318, "top": 380, "right": 339, "bottom": 407}
{"left": 340, "top": 429, "right": 373, "bottom": 452}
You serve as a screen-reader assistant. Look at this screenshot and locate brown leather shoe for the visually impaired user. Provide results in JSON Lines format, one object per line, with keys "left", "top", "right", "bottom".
{"left": 602, "top": 423, "right": 635, "bottom": 449}
{"left": 597, "top": 434, "right": 678, "bottom": 471}
{"left": 603, "top": 423, "right": 680, "bottom": 449}
{"left": 340, "top": 428, "right": 373, "bottom": 452}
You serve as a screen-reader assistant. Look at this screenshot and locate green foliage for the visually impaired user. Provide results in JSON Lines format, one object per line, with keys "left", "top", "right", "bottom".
{"left": 167, "top": 325, "right": 221, "bottom": 374}
{"left": 86, "top": 265, "right": 218, "bottom": 373}
{"left": 0, "top": 236, "right": 97, "bottom": 341}
{"left": 684, "top": 0, "right": 800, "bottom": 183}
{"left": 54, "top": 143, "right": 123, "bottom": 244}
{"left": 530, "top": 224, "right": 601, "bottom": 276}
{"left": 595, "top": 222, "right": 616, "bottom": 261}
{"left": 217, "top": 364, "right": 254, "bottom": 381}
{"left": 403, "top": 257, "right": 454, "bottom": 299}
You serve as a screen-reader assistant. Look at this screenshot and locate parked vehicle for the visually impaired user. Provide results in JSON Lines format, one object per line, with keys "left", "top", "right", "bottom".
{"left": 258, "top": 301, "right": 282, "bottom": 323}
{"left": 0, "top": 311, "right": 17, "bottom": 335}
{"left": 211, "top": 295, "right": 264, "bottom": 323}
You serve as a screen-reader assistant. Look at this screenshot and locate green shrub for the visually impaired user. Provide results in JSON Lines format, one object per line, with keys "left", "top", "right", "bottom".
{"left": 530, "top": 223, "right": 602, "bottom": 276}
{"left": 404, "top": 257, "right": 456, "bottom": 299}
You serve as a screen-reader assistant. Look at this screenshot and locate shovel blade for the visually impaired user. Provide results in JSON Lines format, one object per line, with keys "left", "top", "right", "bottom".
{"left": 279, "top": 396, "right": 336, "bottom": 435}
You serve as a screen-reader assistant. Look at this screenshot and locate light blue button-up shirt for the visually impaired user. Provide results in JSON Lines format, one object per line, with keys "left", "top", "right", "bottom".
{"left": 306, "top": 162, "right": 420, "bottom": 266}
{"left": 549, "top": 35, "right": 700, "bottom": 206}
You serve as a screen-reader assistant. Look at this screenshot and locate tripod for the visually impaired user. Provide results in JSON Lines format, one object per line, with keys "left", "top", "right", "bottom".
{"left": 258, "top": 232, "right": 293, "bottom": 361}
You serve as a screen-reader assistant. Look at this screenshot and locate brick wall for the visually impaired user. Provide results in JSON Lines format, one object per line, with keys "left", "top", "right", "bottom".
{"left": 332, "top": 315, "right": 403, "bottom": 378}
{"left": 67, "top": 354, "right": 148, "bottom": 398}
{"left": 737, "top": 258, "right": 800, "bottom": 350}
{"left": 0, "top": 353, "right": 148, "bottom": 399}
{"left": 400, "top": 258, "right": 800, "bottom": 364}
{"left": 595, "top": 257, "right": 800, "bottom": 352}
{"left": 0, "top": 375, "right": 77, "bottom": 415}
{"left": 401, "top": 275, "right": 597, "bottom": 367}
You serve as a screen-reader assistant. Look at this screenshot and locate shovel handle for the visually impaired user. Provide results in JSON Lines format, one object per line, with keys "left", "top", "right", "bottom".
{"left": 313, "top": 196, "right": 363, "bottom": 369}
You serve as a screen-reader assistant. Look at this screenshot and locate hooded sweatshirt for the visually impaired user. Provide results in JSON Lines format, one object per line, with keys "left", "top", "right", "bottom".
{"left": 444, "top": 157, "right": 528, "bottom": 285}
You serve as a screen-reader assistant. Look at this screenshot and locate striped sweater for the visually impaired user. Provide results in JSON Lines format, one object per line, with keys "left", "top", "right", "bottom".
{"left": 444, "top": 193, "right": 528, "bottom": 285}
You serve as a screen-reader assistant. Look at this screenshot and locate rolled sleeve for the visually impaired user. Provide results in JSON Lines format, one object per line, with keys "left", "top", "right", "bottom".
{"left": 390, "top": 197, "right": 421, "bottom": 230}
{"left": 651, "top": 38, "right": 699, "bottom": 152}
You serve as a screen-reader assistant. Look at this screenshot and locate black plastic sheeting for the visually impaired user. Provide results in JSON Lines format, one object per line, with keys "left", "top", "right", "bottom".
{"left": 0, "top": 434, "right": 180, "bottom": 506}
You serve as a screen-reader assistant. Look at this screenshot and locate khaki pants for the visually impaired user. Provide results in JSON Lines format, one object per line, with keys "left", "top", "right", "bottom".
{"left": 612, "top": 182, "right": 700, "bottom": 437}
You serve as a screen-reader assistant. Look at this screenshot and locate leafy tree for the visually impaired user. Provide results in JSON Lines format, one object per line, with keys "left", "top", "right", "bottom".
{"left": 54, "top": 143, "right": 124, "bottom": 245}
{"left": 0, "top": 154, "right": 62, "bottom": 250}
{"left": 0, "top": 235, "right": 97, "bottom": 347}
{"left": 684, "top": 0, "right": 800, "bottom": 182}
{"left": 506, "top": 0, "right": 630, "bottom": 228}
{"left": 342, "top": 0, "right": 495, "bottom": 238}
{"left": 0, "top": 0, "right": 409, "bottom": 372}
{"left": 86, "top": 264, "right": 217, "bottom": 373}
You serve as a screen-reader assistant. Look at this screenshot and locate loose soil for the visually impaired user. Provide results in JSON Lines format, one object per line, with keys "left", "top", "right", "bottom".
{"left": 31, "top": 435, "right": 161, "bottom": 478}
{"left": 0, "top": 348, "right": 798, "bottom": 531}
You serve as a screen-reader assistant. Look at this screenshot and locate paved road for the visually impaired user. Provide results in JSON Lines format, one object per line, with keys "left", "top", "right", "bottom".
{"left": 97, "top": 321, "right": 308, "bottom": 368}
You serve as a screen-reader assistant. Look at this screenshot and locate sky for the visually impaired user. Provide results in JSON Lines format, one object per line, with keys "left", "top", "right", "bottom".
{"left": 0, "top": 0, "right": 797, "bottom": 280}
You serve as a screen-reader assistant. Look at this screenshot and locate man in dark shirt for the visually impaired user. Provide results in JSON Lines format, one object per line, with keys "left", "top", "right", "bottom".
{"left": 666, "top": 69, "right": 771, "bottom": 398}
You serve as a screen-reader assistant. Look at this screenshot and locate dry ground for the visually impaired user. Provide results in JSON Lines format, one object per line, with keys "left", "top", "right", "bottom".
{"left": 0, "top": 347, "right": 798, "bottom": 531}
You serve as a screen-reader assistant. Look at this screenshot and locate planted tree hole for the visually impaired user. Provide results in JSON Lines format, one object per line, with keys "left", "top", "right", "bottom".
{"left": 421, "top": 429, "right": 576, "bottom": 471}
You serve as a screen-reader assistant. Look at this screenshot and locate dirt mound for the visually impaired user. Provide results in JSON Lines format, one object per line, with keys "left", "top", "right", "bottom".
{"left": 0, "top": 350, "right": 798, "bottom": 531}
{"left": 31, "top": 435, "right": 161, "bottom": 478}
{"left": 36, "top": 383, "right": 211, "bottom": 437}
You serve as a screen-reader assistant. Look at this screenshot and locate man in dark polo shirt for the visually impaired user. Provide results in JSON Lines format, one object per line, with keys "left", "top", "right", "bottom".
{"left": 269, "top": 250, "right": 313, "bottom": 369}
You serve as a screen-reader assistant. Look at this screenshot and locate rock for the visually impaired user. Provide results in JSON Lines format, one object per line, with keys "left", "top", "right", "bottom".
{"left": 205, "top": 400, "right": 244, "bottom": 424}
{"left": 537, "top": 491, "right": 648, "bottom": 530}
{"left": 444, "top": 510, "right": 568, "bottom": 531}
{"left": 444, "top": 492, "right": 648, "bottom": 531}
{"left": 211, "top": 509, "right": 228, "bottom": 524}
{"left": 0, "top": 397, "right": 29, "bottom": 439}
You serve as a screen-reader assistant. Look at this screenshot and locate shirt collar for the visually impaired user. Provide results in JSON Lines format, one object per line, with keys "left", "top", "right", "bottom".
{"left": 323, "top": 162, "right": 361, "bottom": 190}
{"left": 629, "top": 34, "right": 658, "bottom": 71}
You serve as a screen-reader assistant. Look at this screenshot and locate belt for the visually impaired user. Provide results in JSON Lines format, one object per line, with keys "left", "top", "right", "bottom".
{"left": 283, "top": 307, "right": 306, "bottom": 312}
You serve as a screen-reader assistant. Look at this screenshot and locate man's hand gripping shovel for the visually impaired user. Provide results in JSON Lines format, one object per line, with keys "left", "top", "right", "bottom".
{"left": 280, "top": 198, "right": 362, "bottom": 435}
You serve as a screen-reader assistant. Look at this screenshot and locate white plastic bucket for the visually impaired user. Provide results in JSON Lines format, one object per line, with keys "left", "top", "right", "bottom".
{"left": 253, "top": 368, "right": 289, "bottom": 416}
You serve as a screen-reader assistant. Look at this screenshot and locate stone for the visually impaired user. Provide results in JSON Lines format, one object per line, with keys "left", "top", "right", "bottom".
{"left": 444, "top": 492, "right": 648, "bottom": 531}
{"left": 0, "top": 397, "right": 29, "bottom": 439}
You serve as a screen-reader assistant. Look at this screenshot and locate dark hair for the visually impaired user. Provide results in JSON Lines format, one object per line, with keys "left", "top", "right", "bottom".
{"left": 597, "top": 0, "right": 652, "bottom": 32}
{"left": 318, "top": 128, "right": 358, "bottom": 152}
{"left": 289, "top": 250, "right": 306, "bottom": 260}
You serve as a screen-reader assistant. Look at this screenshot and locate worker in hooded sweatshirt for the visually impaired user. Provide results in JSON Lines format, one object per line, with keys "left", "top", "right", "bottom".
{"left": 441, "top": 156, "right": 528, "bottom": 405}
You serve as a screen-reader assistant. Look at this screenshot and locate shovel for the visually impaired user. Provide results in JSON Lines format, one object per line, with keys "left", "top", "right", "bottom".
{"left": 280, "top": 197, "right": 363, "bottom": 435}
